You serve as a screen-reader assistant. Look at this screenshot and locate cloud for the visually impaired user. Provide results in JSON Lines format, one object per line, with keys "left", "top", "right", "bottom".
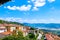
{"left": 48, "top": 0, "right": 55, "bottom": 3}
{"left": 28, "top": 0, "right": 55, "bottom": 11}
{"left": 4, "top": 0, "right": 56, "bottom": 11}
{"left": 39, "top": 28, "right": 60, "bottom": 30}
{"left": 0, "top": 17, "right": 22, "bottom": 22}
{"left": 0, "top": 18, "right": 44, "bottom": 23}
{"left": 30, "top": 0, "right": 46, "bottom": 11}
{"left": 32, "top": 7, "right": 38, "bottom": 11}
{"left": 49, "top": 18, "right": 55, "bottom": 21}
{"left": 28, "top": 1, "right": 31, "bottom": 3}
{"left": 48, "top": 28, "right": 60, "bottom": 30}
{"left": 7, "top": 6, "right": 17, "bottom": 10}
{"left": 0, "top": 17, "right": 59, "bottom": 23}
{"left": 31, "top": 0, "right": 35, "bottom": 2}
{"left": 17, "top": 5, "right": 31, "bottom": 11}
{"left": 4, "top": 5, "right": 31, "bottom": 11}
{"left": 32, "top": 0, "right": 46, "bottom": 7}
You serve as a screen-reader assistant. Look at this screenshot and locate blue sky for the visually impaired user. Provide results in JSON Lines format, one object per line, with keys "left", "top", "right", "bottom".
{"left": 0, "top": 0, "right": 60, "bottom": 23}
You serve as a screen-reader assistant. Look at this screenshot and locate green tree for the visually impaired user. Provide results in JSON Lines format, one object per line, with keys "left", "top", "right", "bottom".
{"left": 18, "top": 30, "right": 23, "bottom": 37}
{"left": 2, "top": 30, "right": 38, "bottom": 40}
{"left": 27, "top": 33, "right": 37, "bottom": 40}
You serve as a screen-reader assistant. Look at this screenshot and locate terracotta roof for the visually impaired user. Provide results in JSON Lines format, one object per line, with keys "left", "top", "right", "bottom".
{"left": 1, "top": 31, "right": 12, "bottom": 35}
{"left": 0, "top": 28, "right": 6, "bottom": 30}
{"left": 23, "top": 26, "right": 30, "bottom": 30}
{"left": 45, "top": 34, "right": 54, "bottom": 40}
{"left": 0, "top": 24, "right": 4, "bottom": 27}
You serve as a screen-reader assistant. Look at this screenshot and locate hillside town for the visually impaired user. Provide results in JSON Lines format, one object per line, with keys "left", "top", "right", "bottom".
{"left": 0, "top": 23, "right": 42, "bottom": 40}
{"left": 0, "top": 23, "right": 31, "bottom": 37}
{"left": 0, "top": 23, "right": 60, "bottom": 40}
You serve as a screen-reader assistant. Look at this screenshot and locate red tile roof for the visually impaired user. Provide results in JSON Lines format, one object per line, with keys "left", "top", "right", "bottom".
{"left": 1, "top": 31, "right": 12, "bottom": 35}
{"left": 45, "top": 34, "right": 54, "bottom": 40}
{"left": 0, "top": 28, "right": 6, "bottom": 30}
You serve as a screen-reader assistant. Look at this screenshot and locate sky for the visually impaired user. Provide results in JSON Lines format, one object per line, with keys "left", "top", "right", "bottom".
{"left": 0, "top": 0, "right": 60, "bottom": 23}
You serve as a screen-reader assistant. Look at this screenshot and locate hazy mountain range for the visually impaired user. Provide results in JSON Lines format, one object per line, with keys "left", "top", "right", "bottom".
{"left": 0, "top": 19, "right": 60, "bottom": 30}
{"left": 23, "top": 23, "right": 60, "bottom": 35}
{"left": 23, "top": 23, "right": 60, "bottom": 30}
